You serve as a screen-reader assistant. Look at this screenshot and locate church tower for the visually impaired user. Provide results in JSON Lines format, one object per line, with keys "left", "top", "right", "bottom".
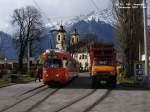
{"left": 56, "top": 25, "right": 67, "bottom": 50}
{"left": 70, "top": 29, "right": 79, "bottom": 46}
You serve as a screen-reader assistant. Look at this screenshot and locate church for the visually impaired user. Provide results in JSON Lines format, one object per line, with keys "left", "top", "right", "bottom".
{"left": 55, "top": 25, "right": 90, "bottom": 72}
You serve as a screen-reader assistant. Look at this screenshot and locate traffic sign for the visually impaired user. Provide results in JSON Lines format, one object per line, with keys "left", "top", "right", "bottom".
{"left": 134, "top": 61, "right": 145, "bottom": 82}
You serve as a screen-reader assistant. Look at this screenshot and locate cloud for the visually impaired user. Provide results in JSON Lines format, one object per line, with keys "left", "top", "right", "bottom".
{"left": 0, "top": 0, "right": 149, "bottom": 33}
{"left": 0, "top": 0, "right": 110, "bottom": 33}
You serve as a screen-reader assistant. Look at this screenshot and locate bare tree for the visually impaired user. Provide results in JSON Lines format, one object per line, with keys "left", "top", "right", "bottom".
{"left": 11, "top": 6, "right": 43, "bottom": 70}
{"left": 112, "top": 0, "right": 144, "bottom": 76}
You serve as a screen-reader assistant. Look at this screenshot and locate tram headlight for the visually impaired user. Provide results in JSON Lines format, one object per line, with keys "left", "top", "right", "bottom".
{"left": 110, "top": 71, "right": 115, "bottom": 75}
{"left": 43, "top": 71, "right": 48, "bottom": 77}
{"left": 110, "top": 71, "right": 113, "bottom": 74}
{"left": 56, "top": 74, "right": 60, "bottom": 77}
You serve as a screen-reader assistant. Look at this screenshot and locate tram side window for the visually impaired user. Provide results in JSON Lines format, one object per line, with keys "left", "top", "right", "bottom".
{"left": 63, "top": 60, "right": 68, "bottom": 68}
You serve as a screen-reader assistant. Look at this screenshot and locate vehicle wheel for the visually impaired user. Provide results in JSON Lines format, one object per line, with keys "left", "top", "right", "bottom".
{"left": 112, "top": 81, "right": 116, "bottom": 88}
{"left": 76, "top": 74, "right": 79, "bottom": 78}
{"left": 110, "top": 76, "right": 117, "bottom": 88}
{"left": 92, "top": 77, "right": 98, "bottom": 89}
{"left": 48, "top": 83, "right": 56, "bottom": 88}
{"left": 48, "top": 84, "right": 51, "bottom": 88}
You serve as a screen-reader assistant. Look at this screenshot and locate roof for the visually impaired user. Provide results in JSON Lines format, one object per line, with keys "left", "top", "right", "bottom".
{"left": 57, "top": 25, "right": 66, "bottom": 33}
{"left": 92, "top": 43, "right": 113, "bottom": 48}
{"left": 43, "top": 49, "right": 71, "bottom": 60}
{"left": 71, "top": 29, "right": 79, "bottom": 36}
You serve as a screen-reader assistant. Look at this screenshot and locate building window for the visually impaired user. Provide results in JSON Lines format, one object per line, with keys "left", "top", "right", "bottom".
{"left": 72, "top": 38, "right": 74, "bottom": 43}
{"left": 82, "top": 54, "right": 84, "bottom": 59}
{"left": 85, "top": 55, "right": 87, "bottom": 59}
{"left": 77, "top": 38, "right": 79, "bottom": 43}
{"left": 58, "top": 35, "right": 60, "bottom": 41}
{"left": 79, "top": 55, "right": 81, "bottom": 60}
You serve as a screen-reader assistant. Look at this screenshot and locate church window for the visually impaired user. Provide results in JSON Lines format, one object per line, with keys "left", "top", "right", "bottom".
{"left": 58, "top": 35, "right": 60, "bottom": 41}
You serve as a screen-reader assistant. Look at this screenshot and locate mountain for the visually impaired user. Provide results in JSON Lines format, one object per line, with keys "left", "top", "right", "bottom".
{"left": 0, "top": 8, "right": 149, "bottom": 59}
{"left": 46, "top": 8, "right": 150, "bottom": 33}
{"left": 43, "top": 9, "right": 150, "bottom": 51}
{"left": 44, "top": 8, "right": 115, "bottom": 45}
{"left": 69, "top": 19, "right": 114, "bottom": 43}
{"left": 0, "top": 31, "right": 17, "bottom": 59}
{"left": 46, "top": 8, "right": 115, "bottom": 29}
{"left": 40, "top": 28, "right": 56, "bottom": 50}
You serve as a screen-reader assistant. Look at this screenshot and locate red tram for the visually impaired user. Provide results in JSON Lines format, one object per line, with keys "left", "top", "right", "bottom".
{"left": 42, "top": 49, "right": 79, "bottom": 85}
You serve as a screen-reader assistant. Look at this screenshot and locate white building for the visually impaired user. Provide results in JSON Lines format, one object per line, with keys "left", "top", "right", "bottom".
{"left": 141, "top": 54, "right": 150, "bottom": 61}
{"left": 73, "top": 51, "right": 90, "bottom": 71}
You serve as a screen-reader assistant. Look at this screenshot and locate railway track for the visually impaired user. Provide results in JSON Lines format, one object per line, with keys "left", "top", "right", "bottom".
{"left": 0, "top": 74, "right": 112, "bottom": 112}
{"left": 18, "top": 84, "right": 46, "bottom": 96}
{"left": 0, "top": 85, "right": 58, "bottom": 112}
{"left": 54, "top": 89, "right": 97, "bottom": 112}
{"left": 25, "top": 89, "right": 58, "bottom": 112}
{"left": 54, "top": 89, "right": 111, "bottom": 112}
{"left": 83, "top": 89, "right": 112, "bottom": 112}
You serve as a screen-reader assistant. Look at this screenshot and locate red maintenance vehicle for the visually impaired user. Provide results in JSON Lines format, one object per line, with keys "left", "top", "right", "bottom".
{"left": 89, "top": 43, "right": 117, "bottom": 88}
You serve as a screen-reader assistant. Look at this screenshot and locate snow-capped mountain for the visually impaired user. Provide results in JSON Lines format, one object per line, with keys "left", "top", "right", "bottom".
{"left": 44, "top": 8, "right": 150, "bottom": 46}
{"left": 0, "top": 8, "right": 149, "bottom": 60}
{"left": 45, "top": 8, "right": 115, "bottom": 29}
{"left": 70, "top": 20, "right": 114, "bottom": 43}
{"left": 85, "top": 8, "right": 115, "bottom": 25}
{"left": 43, "top": 8, "right": 115, "bottom": 45}
{"left": 45, "top": 8, "right": 150, "bottom": 30}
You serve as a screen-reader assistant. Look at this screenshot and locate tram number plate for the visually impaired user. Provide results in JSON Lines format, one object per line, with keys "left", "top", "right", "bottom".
{"left": 100, "top": 80, "right": 107, "bottom": 84}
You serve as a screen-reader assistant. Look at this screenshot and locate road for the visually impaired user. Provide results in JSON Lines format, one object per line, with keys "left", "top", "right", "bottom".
{"left": 0, "top": 73, "right": 150, "bottom": 112}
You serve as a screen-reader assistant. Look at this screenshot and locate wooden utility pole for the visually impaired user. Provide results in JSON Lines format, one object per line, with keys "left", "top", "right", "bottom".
{"left": 143, "top": 0, "right": 149, "bottom": 84}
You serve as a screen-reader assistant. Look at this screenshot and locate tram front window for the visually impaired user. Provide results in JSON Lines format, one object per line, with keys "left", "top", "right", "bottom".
{"left": 93, "top": 59, "right": 112, "bottom": 66}
{"left": 44, "top": 59, "right": 62, "bottom": 68}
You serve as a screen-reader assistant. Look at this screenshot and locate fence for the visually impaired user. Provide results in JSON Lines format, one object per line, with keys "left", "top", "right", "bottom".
{"left": 0, "top": 63, "right": 13, "bottom": 78}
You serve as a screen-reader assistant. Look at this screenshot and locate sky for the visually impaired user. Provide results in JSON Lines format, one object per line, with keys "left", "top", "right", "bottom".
{"left": 0, "top": 0, "right": 149, "bottom": 33}
{"left": 0, "top": 0, "right": 110, "bottom": 33}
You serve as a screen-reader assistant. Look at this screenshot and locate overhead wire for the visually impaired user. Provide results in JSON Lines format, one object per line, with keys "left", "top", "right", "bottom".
{"left": 32, "top": 0, "right": 112, "bottom": 28}
{"left": 32, "top": 0, "right": 106, "bottom": 22}
{"left": 31, "top": 0, "right": 113, "bottom": 48}
{"left": 90, "top": 0, "right": 99, "bottom": 11}
{"left": 32, "top": 0, "right": 55, "bottom": 48}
